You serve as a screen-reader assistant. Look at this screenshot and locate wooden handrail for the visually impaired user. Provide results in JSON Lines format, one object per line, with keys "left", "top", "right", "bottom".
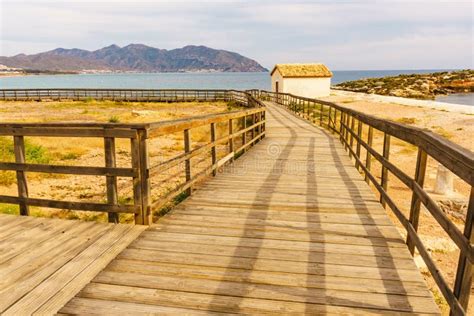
{"left": 0, "top": 89, "right": 266, "bottom": 227}
{"left": 258, "top": 89, "right": 473, "bottom": 316}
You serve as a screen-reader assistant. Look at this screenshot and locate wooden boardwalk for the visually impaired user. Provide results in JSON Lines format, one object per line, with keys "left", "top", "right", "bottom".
{"left": 58, "top": 102, "right": 439, "bottom": 314}
{"left": 0, "top": 214, "right": 145, "bottom": 315}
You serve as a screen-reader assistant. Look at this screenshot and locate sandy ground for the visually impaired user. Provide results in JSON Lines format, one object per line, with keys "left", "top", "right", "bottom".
{"left": 321, "top": 92, "right": 473, "bottom": 313}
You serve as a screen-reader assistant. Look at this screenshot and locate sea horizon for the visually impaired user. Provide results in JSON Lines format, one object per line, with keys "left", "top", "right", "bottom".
{"left": 0, "top": 68, "right": 459, "bottom": 88}
{"left": 1, "top": 69, "right": 472, "bottom": 106}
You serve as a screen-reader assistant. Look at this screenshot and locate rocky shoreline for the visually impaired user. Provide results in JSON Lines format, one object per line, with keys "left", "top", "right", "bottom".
{"left": 334, "top": 69, "right": 474, "bottom": 100}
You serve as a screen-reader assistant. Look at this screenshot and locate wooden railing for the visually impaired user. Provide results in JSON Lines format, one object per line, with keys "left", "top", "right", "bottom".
{"left": 0, "top": 89, "right": 265, "bottom": 225}
{"left": 258, "top": 90, "right": 473, "bottom": 315}
{"left": 0, "top": 88, "right": 235, "bottom": 102}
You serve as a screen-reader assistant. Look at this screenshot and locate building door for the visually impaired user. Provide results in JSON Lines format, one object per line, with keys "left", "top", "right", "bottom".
{"left": 275, "top": 81, "right": 279, "bottom": 93}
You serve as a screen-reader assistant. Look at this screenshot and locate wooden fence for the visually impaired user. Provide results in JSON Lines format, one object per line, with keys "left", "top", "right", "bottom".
{"left": 258, "top": 90, "right": 473, "bottom": 316}
{"left": 0, "top": 89, "right": 265, "bottom": 225}
{"left": 0, "top": 88, "right": 236, "bottom": 102}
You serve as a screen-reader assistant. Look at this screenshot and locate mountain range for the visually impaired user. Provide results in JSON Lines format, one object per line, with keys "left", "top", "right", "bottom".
{"left": 0, "top": 44, "right": 267, "bottom": 73}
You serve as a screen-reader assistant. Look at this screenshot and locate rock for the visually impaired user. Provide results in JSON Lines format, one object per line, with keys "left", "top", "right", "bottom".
{"left": 438, "top": 199, "right": 468, "bottom": 222}
{"left": 420, "top": 83, "right": 430, "bottom": 91}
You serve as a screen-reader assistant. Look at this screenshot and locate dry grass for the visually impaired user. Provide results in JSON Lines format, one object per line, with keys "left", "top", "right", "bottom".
{"left": 0, "top": 99, "right": 236, "bottom": 220}
{"left": 272, "top": 63, "right": 333, "bottom": 77}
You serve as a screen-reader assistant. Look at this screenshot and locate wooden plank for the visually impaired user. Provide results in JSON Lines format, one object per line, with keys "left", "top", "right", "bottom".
{"left": 61, "top": 297, "right": 220, "bottom": 315}
{"left": 0, "top": 162, "right": 136, "bottom": 177}
{"left": 210, "top": 122, "right": 217, "bottom": 176}
{"left": 380, "top": 133, "right": 391, "bottom": 207}
{"left": 106, "top": 258, "right": 429, "bottom": 296}
{"left": 14, "top": 136, "right": 29, "bottom": 215}
{"left": 184, "top": 128, "right": 192, "bottom": 196}
{"left": 129, "top": 238, "right": 416, "bottom": 270}
{"left": 452, "top": 188, "right": 474, "bottom": 313}
{"left": 0, "top": 195, "right": 139, "bottom": 213}
{"left": 0, "top": 221, "right": 110, "bottom": 312}
{"left": 77, "top": 283, "right": 431, "bottom": 315}
{"left": 138, "top": 230, "right": 412, "bottom": 259}
{"left": 117, "top": 248, "right": 424, "bottom": 282}
{"left": 407, "top": 148, "right": 428, "bottom": 254}
{"left": 7, "top": 225, "right": 145, "bottom": 315}
{"left": 154, "top": 217, "right": 403, "bottom": 240}
{"left": 104, "top": 136, "right": 119, "bottom": 223}
{"left": 0, "top": 218, "right": 77, "bottom": 263}
{"left": 92, "top": 271, "right": 439, "bottom": 313}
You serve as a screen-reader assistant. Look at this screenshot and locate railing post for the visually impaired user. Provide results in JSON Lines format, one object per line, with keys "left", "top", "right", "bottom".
{"left": 339, "top": 111, "right": 345, "bottom": 143}
{"left": 319, "top": 103, "right": 323, "bottom": 126}
{"left": 210, "top": 123, "right": 217, "bottom": 176}
{"left": 228, "top": 118, "right": 234, "bottom": 158}
{"left": 14, "top": 135, "right": 29, "bottom": 216}
{"left": 365, "top": 126, "right": 374, "bottom": 184}
{"left": 131, "top": 134, "right": 142, "bottom": 224}
{"left": 452, "top": 188, "right": 474, "bottom": 314}
{"left": 138, "top": 129, "right": 151, "bottom": 224}
{"left": 242, "top": 115, "right": 247, "bottom": 152}
{"left": 406, "top": 148, "right": 428, "bottom": 254}
{"left": 251, "top": 114, "right": 255, "bottom": 140}
{"left": 355, "top": 120, "right": 362, "bottom": 170}
{"left": 328, "top": 106, "right": 332, "bottom": 128}
{"left": 184, "top": 129, "right": 192, "bottom": 195}
{"left": 104, "top": 135, "right": 119, "bottom": 223}
{"left": 344, "top": 114, "right": 350, "bottom": 151}
{"left": 349, "top": 116, "right": 355, "bottom": 159}
{"left": 380, "top": 133, "right": 391, "bottom": 207}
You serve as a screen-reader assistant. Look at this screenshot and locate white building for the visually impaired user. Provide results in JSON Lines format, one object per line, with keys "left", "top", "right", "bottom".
{"left": 270, "top": 63, "right": 333, "bottom": 98}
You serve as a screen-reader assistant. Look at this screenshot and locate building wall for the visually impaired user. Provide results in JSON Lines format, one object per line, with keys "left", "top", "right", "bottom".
{"left": 282, "top": 77, "right": 331, "bottom": 97}
{"left": 271, "top": 70, "right": 284, "bottom": 93}
{"left": 271, "top": 70, "right": 331, "bottom": 97}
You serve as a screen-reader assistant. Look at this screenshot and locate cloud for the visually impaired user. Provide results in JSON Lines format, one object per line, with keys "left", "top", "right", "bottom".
{"left": 0, "top": 0, "right": 472, "bottom": 69}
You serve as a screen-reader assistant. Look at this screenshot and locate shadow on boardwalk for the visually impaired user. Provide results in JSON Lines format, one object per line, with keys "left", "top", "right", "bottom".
{"left": 210, "top": 103, "right": 412, "bottom": 313}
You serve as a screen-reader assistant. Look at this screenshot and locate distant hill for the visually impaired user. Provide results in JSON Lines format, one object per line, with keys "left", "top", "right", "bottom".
{"left": 0, "top": 44, "right": 267, "bottom": 73}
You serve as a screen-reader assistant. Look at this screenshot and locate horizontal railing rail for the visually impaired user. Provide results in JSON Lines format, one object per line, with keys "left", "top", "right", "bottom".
{"left": 0, "top": 88, "right": 248, "bottom": 102}
{"left": 258, "top": 90, "right": 473, "bottom": 316}
{"left": 0, "top": 89, "right": 266, "bottom": 226}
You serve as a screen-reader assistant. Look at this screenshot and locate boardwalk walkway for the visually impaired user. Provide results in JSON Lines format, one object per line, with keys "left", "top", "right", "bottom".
{"left": 0, "top": 214, "right": 145, "bottom": 315}
{"left": 58, "top": 102, "right": 439, "bottom": 314}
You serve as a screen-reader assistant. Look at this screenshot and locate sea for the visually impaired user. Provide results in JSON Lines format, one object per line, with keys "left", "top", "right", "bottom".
{"left": 0, "top": 69, "right": 472, "bottom": 105}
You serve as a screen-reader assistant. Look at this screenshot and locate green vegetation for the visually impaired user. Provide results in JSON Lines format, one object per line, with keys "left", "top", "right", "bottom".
{"left": 154, "top": 191, "right": 189, "bottom": 218}
{"left": 108, "top": 115, "right": 120, "bottom": 123}
{"left": 0, "top": 203, "right": 18, "bottom": 215}
{"left": 0, "top": 137, "right": 51, "bottom": 185}
{"left": 335, "top": 69, "right": 474, "bottom": 100}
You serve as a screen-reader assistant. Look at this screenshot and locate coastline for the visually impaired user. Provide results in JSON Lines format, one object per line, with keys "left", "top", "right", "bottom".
{"left": 330, "top": 89, "right": 473, "bottom": 114}
{"left": 0, "top": 73, "right": 28, "bottom": 78}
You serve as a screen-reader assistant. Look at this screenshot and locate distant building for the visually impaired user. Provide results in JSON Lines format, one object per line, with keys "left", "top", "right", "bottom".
{"left": 270, "top": 63, "right": 333, "bottom": 97}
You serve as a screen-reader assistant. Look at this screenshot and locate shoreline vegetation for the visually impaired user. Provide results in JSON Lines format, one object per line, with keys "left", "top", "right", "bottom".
{"left": 334, "top": 69, "right": 474, "bottom": 100}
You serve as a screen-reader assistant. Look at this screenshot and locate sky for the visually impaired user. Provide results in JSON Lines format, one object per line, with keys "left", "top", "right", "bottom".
{"left": 0, "top": 0, "right": 473, "bottom": 70}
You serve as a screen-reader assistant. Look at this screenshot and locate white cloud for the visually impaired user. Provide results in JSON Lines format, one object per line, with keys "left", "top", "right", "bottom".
{"left": 0, "top": 0, "right": 472, "bottom": 69}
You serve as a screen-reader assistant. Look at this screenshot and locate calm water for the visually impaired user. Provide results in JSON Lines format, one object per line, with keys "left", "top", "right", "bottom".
{"left": 1, "top": 69, "right": 471, "bottom": 105}
{"left": 0, "top": 69, "right": 453, "bottom": 89}
{"left": 435, "top": 93, "right": 473, "bottom": 106}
